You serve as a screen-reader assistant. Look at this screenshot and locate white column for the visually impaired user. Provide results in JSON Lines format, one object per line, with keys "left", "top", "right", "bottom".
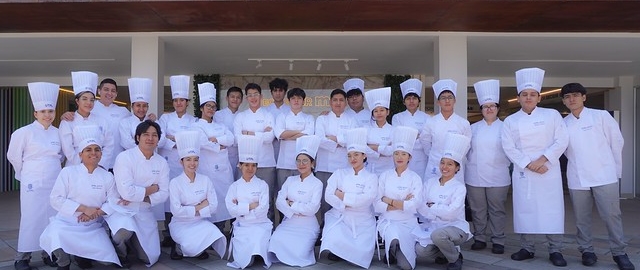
{"left": 608, "top": 76, "right": 635, "bottom": 197}
{"left": 131, "top": 35, "right": 165, "bottom": 116}
{"left": 434, "top": 35, "right": 468, "bottom": 118}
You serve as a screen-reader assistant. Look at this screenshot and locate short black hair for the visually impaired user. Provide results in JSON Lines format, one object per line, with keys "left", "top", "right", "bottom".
{"left": 287, "top": 87, "right": 306, "bottom": 100}
{"left": 560, "top": 83, "right": 587, "bottom": 96}
{"left": 74, "top": 91, "right": 95, "bottom": 100}
{"left": 244, "top": 83, "right": 262, "bottom": 95}
{"left": 438, "top": 90, "right": 455, "bottom": 100}
{"left": 134, "top": 120, "right": 162, "bottom": 145}
{"left": 403, "top": 92, "right": 421, "bottom": 101}
{"left": 227, "top": 86, "right": 243, "bottom": 98}
{"left": 269, "top": 78, "right": 288, "bottom": 91}
{"left": 99, "top": 78, "right": 117, "bottom": 89}
{"left": 330, "top": 89, "right": 347, "bottom": 99}
{"left": 346, "top": 88, "right": 363, "bottom": 98}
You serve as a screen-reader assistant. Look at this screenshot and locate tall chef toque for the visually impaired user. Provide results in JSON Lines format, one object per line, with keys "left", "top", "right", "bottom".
{"left": 400, "top": 78, "right": 423, "bottom": 98}
{"left": 392, "top": 126, "right": 419, "bottom": 155}
{"left": 71, "top": 71, "right": 98, "bottom": 96}
{"left": 295, "top": 135, "right": 322, "bottom": 159}
{"left": 73, "top": 125, "right": 103, "bottom": 154}
{"left": 175, "top": 130, "right": 201, "bottom": 159}
{"left": 473, "top": 79, "right": 500, "bottom": 106}
{"left": 516, "top": 67, "right": 545, "bottom": 94}
{"left": 128, "top": 78, "right": 152, "bottom": 104}
{"left": 432, "top": 79, "right": 457, "bottom": 99}
{"left": 343, "top": 78, "right": 365, "bottom": 93}
{"left": 170, "top": 75, "right": 190, "bottom": 99}
{"left": 198, "top": 82, "right": 217, "bottom": 105}
{"left": 28, "top": 82, "right": 59, "bottom": 111}
{"left": 238, "top": 135, "right": 261, "bottom": 163}
{"left": 345, "top": 128, "right": 368, "bottom": 154}
{"left": 441, "top": 133, "right": 471, "bottom": 164}
{"left": 365, "top": 87, "right": 391, "bottom": 112}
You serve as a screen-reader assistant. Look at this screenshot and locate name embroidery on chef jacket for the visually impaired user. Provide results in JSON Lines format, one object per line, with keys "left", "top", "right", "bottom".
{"left": 580, "top": 125, "right": 593, "bottom": 131}
{"left": 152, "top": 169, "right": 161, "bottom": 175}
{"left": 91, "top": 184, "right": 104, "bottom": 190}
{"left": 51, "top": 141, "right": 60, "bottom": 146}
{"left": 251, "top": 191, "right": 261, "bottom": 197}
{"left": 438, "top": 194, "right": 447, "bottom": 199}
{"left": 194, "top": 189, "right": 205, "bottom": 196}
{"left": 533, "top": 121, "right": 545, "bottom": 127}
{"left": 297, "top": 190, "right": 307, "bottom": 196}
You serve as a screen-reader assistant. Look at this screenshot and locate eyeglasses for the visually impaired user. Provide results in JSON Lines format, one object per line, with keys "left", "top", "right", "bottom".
{"left": 203, "top": 103, "right": 217, "bottom": 110}
{"left": 295, "top": 159, "right": 311, "bottom": 165}
{"left": 438, "top": 95, "right": 455, "bottom": 101}
{"left": 482, "top": 104, "right": 498, "bottom": 110}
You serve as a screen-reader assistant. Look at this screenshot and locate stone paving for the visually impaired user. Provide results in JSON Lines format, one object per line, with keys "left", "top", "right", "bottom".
{"left": 0, "top": 191, "right": 638, "bottom": 270}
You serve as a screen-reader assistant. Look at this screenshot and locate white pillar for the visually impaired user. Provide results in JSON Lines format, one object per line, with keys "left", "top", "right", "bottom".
{"left": 434, "top": 35, "right": 468, "bottom": 118}
{"left": 131, "top": 35, "right": 165, "bottom": 116}
{"left": 609, "top": 76, "right": 635, "bottom": 197}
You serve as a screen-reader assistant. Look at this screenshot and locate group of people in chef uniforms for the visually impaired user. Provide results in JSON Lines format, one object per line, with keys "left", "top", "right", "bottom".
{"left": 6, "top": 67, "right": 635, "bottom": 270}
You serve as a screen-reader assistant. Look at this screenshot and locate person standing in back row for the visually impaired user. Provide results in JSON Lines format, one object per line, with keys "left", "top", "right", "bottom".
{"left": 560, "top": 82, "right": 634, "bottom": 270}
{"left": 265, "top": 78, "right": 291, "bottom": 163}
{"left": 501, "top": 67, "right": 569, "bottom": 267}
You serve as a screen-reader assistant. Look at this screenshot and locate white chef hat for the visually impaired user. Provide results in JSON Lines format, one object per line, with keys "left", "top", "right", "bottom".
{"left": 365, "top": 87, "right": 391, "bottom": 112}
{"left": 432, "top": 79, "right": 457, "bottom": 99}
{"left": 128, "top": 78, "right": 152, "bottom": 104}
{"left": 296, "top": 135, "right": 322, "bottom": 159}
{"left": 473, "top": 79, "right": 500, "bottom": 106}
{"left": 28, "top": 82, "right": 59, "bottom": 111}
{"left": 400, "top": 78, "right": 423, "bottom": 98}
{"left": 238, "top": 135, "right": 261, "bottom": 163}
{"left": 175, "top": 130, "right": 201, "bottom": 159}
{"left": 343, "top": 78, "right": 365, "bottom": 93}
{"left": 516, "top": 67, "right": 545, "bottom": 94}
{"left": 392, "top": 126, "right": 419, "bottom": 155}
{"left": 441, "top": 133, "right": 471, "bottom": 164}
{"left": 170, "top": 75, "right": 190, "bottom": 99}
{"left": 198, "top": 82, "right": 217, "bottom": 105}
{"left": 345, "top": 128, "right": 368, "bottom": 154}
{"left": 71, "top": 71, "right": 98, "bottom": 96}
{"left": 73, "top": 125, "right": 103, "bottom": 154}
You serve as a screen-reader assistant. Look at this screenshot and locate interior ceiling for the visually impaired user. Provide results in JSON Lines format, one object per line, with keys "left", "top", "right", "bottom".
{"left": 1, "top": 1, "right": 640, "bottom": 80}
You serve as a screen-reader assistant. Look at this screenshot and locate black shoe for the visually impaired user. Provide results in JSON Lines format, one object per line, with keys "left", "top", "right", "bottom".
{"left": 549, "top": 252, "right": 567, "bottom": 267}
{"left": 75, "top": 256, "right": 93, "bottom": 269}
{"left": 43, "top": 254, "right": 58, "bottom": 267}
{"left": 196, "top": 251, "right": 209, "bottom": 260}
{"left": 327, "top": 252, "right": 342, "bottom": 261}
{"left": 471, "top": 240, "right": 487, "bottom": 250}
{"left": 384, "top": 252, "right": 397, "bottom": 265}
{"left": 161, "top": 236, "right": 175, "bottom": 247}
{"left": 14, "top": 260, "right": 32, "bottom": 270}
{"left": 57, "top": 265, "right": 70, "bottom": 270}
{"left": 581, "top": 252, "right": 597, "bottom": 266}
{"left": 492, "top": 244, "right": 505, "bottom": 254}
{"left": 117, "top": 256, "right": 131, "bottom": 269}
{"left": 613, "top": 254, "right": 635, "bottom": 270}
{"left": 170, "top": 244, "right": 183, "bottom": 260}
{"left": 446, "top": 254, "right": 463, "bottom": 270}
{"left": 511, "top": 249, "right": 534, "bottom": 261}
{"left": 435, "top": 256, "right": 448, "bottom": 264}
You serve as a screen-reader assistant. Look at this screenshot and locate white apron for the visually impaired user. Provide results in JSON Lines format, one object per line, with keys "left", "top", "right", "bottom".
{"left": 104, "top": 203, "right": 161, "bottom": 266}
{"left": 378, "top": 217, "right": 418, "bottom": 268}
{"left": 227, "top": 220, "right": 273, "bottom": 269}
{"left": 40, "top": 215, "right": 120, "bottom": 266}
{"left": 268, "top": 215, "right": 319, "bottom": 267}
{"left": 320, "top": 209, "right": 377, "bottom": 269}
{"left": 512, "top": 114, "right": 564, "bottom": 234}
{"left": 169, "top": 219, "right": 226, "bottom": 257}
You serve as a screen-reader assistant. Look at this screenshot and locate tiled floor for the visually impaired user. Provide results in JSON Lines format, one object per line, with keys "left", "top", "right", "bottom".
{"left": 0, "top": 190, "right": 638, "bottom": 270}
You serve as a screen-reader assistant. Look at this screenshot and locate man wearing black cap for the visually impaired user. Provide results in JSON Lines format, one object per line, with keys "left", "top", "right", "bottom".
{"left": 561, "top": 83, "right": 634, "bottom": 270}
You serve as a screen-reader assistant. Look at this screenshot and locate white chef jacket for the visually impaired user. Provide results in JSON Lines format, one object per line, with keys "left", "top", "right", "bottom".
{"left": 465, "top": 119, "right": 511, "bottom": 187}
{"left": 345, "top": 107, "right": 371, "bottom": 127}
{"left": 168, "top": 172, "right": 227, "bottom": 257}
{"left": 501, "top": 106, "right": 568, "bottom": 234}
{"left": 192, "top": 118, "right": 235, "bottom": 222}
{"left": 41, "top": 164, "right": 120, "bottom": 266}
{"left": 374, "top": 168, "right": 422, "bottom": 269}
{"left": 315, "top": 111, "right": 358, "bottom": 173}
{"left": 118, "top": 114, "right": 167, "bottom": 151}
{"left": 92, "top": 101, "right": 130, "bottom": 169}
{"left": 419, "top": 113, "right": 471, "bottom": 180}
{"left": 265, "top": 102, "right": 291, "bottom": 119}
{"left": 7, "top": 121, "right": 63, "bottom": 182}
{"left": 214, "top": 107, "right": 240, "bottom": 172}
{"left": 58, "top": 112, "right": 114, "bottom": 168}
{"left": 276, "top": 174, "right": 323, "bottom": 219}
{"left": 366, "top": 122, "right": 394, "bottom": 175}
{"left": 564, "top": 107, "right": 624, "bottom": 190}
{"left": 7, "top": 121, "right": 62, "bottom": 252}
{"left": 233, "top": 107, "right": 276, "bottom": 168}
{"left": 415, "top": 176, "right": 471, "bottom": 246}
{"left": 158, "top": 111, "right": 196, "bottom": 178}
{"left": 392, "top": 110, "right": 430, "bottom": 176}
{"left": 274, "top": 111, "right": 315, "bottom": 170}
